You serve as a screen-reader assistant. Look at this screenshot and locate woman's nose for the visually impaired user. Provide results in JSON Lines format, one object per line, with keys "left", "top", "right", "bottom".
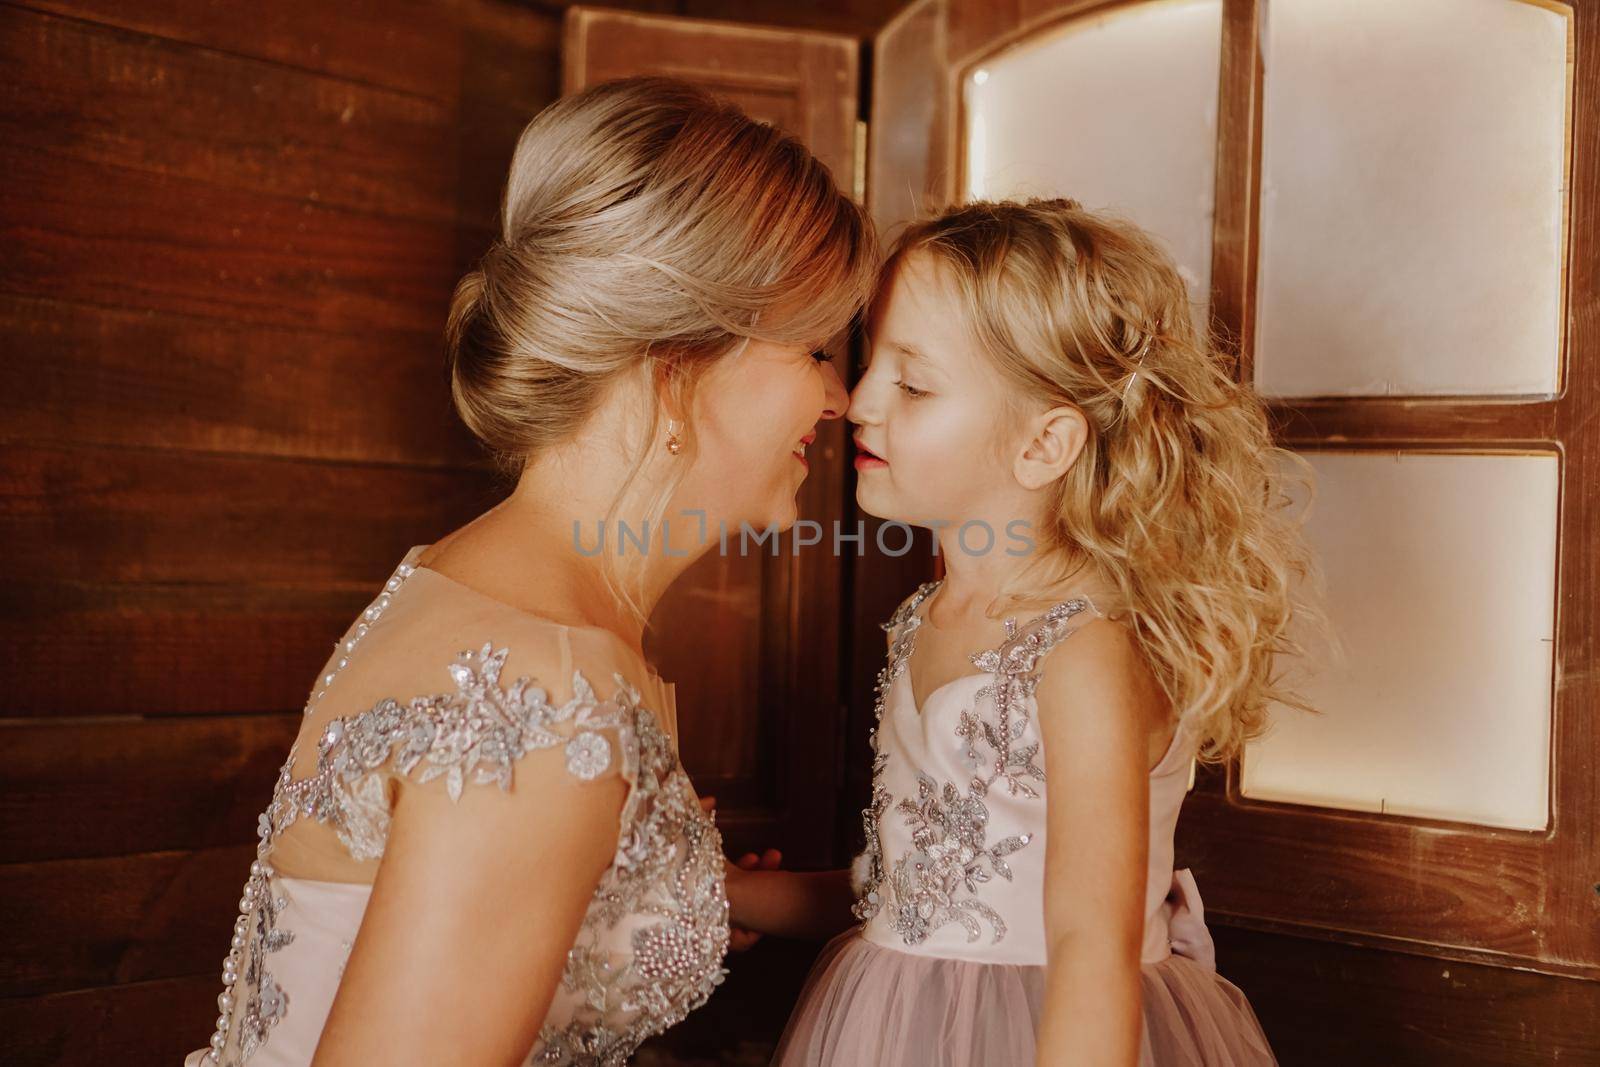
{"left": 818, "top": 359, "right": 850, "bottom": 420}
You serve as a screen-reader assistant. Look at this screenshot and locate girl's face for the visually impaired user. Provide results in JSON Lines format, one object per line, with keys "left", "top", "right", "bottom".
{"left": 848, "top": 251, "right": 1026, "bottom": 529}
{"left": 682, "top": 338, "right": 849, "bottom": 535}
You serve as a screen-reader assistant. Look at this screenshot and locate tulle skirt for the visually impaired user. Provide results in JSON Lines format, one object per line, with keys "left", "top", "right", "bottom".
{"left": 772, "top": 930, "right": 1277, "bottom": 1067}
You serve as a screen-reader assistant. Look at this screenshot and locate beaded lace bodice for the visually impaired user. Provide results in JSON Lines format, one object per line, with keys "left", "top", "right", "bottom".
{"left": 850, "top": 581, "right": 1201, "bottom": 968}
{"left": 194, "top": 547, "right": 729, "bottom": 1067}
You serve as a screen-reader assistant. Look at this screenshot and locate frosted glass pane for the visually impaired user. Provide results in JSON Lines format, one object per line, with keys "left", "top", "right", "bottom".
{"left": 1242, "top": 451, "right": 1557, "bottom": 830}
{"left": 1256, "top": 0, "right": 1570, "bottom": 397}
{"left": 964, "top": 0, "right": 1223, "bottom": 310}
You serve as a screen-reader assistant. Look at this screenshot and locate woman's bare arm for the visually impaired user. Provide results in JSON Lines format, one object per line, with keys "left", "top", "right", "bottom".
{"left": 311, "top": 750, "right": 627, "bottom": 1066}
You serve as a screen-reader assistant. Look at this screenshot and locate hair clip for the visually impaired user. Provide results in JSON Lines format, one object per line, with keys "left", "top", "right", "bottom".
{"left": 1121, "top": 328, "right": 1158, "bottom": 401}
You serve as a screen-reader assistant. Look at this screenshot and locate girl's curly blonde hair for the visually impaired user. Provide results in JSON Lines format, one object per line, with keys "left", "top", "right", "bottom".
{"left": 891, "top": 198, "right": 1330, "bottom": 765}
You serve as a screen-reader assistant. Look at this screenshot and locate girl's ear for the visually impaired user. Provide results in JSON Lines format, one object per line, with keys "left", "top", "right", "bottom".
{"left": 1013, "top": 405, "right": 1088, "bottom": 490}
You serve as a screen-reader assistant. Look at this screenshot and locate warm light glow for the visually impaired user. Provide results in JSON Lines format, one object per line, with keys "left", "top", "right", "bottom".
{"left": 1254, "top": 0, "right": 1571, "bottom": 397}
{"left": 1243, "top": 451, "right": 1557, "bottom": 831}
{"left": 962, "top": 0, "right": 1224, "bottom": 317}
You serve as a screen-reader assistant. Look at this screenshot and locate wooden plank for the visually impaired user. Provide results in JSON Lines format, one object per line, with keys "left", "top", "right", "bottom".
{"left": 0, "top": 443, "right": 496, "bottom": 587}
{"left": 9, "top": 0, "right": 463, "bottom": 102}
{"left": 0, "top": 972, "right": 220, "bottom": 1067}
{"left": 0, "top": 715, "right": 298, "bottom": 862}
{"left": 1211, "top": 923, "right": 1600, "bottom": 1066}
{"left": 1177, "top": 783, "right": 1568, "bottom": 973}
{"left": 0, "top": 845, "right": 253, "bottom": 996}
{"left": 1265, "top": 397, "right": 1558, "bottom": 446}
{"left": 0, "top": 581, "right": 370, "bottom": 717}
{"left": 0, "top": 294, "right": 479, "bottom": 466}
{"left": 0, "top": 145, "right": 470, "bottom": 335}
{"left": 1209, "top": 0, "right": 1261, "bottom": 381}
{"left": 0, "top": 9, "right": 461, "bottom": 224}
{"left": 869, "top": 0, "right": 953, "bottom": 242}
{"left": 457, "top": 0, "right": 565, "bottom": 117}
{"left": 1548, "top": 0, "right": 1600, "bottom": 978}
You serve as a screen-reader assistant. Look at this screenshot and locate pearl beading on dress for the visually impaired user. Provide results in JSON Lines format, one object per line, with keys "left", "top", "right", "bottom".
{"left": 302, "top": 562, "right": 415, "bottom": 715}
{"left": 206, "top": 556, "right": 418, "bottom": 1064}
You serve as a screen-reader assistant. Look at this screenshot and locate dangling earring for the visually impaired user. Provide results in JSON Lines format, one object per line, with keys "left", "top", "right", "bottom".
{"left": 665, "top": 419, "right": 684, "bottom": 456}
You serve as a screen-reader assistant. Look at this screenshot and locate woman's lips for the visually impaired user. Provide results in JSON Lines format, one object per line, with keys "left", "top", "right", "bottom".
{"left": 793, "top": 431, "right": 816, "bottom": 470}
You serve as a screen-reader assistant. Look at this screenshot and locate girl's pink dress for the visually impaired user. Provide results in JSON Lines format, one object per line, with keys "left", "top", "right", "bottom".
{"left": 773, "top": 582, "right": 1277, "bottom": 1066}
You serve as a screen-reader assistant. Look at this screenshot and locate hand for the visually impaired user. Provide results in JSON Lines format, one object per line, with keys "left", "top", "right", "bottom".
{"left": 699, "top": 795, "right": 783, "bottom": 952}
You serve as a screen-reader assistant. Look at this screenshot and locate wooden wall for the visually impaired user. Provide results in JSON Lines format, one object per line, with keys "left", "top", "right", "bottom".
{"left": 0, "top": 2, "right": 904, "bottom": 1065}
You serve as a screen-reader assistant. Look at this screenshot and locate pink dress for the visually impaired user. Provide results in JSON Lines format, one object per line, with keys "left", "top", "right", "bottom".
{"left": 774, "top": 582, "right": 1277, "bottom": 1066}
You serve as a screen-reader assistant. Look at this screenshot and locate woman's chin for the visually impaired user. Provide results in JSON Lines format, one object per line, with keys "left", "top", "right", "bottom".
{"left": 734, "top": 495, "right": 799, "bottom": 537}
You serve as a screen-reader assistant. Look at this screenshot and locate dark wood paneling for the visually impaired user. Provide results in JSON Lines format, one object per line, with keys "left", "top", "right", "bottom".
{"left": 0, "top": 145, "right": 467, "bottom": 335}
{"left": 1209, "top": 0, "right": 1261, "bottom": 380}
{"left": 0, "top": 845, "right": 253, "bottom": 997}
{"left": 0, "top": 973, "right": 221, "bottom": 1067}
{"left": 1211, "top": 923, "right": 1600, "bottom": 1066}
{"left": 1179, "top": 781, "right": 1551, "bottom": 967}
{"left": 0, "top": 444, "right": 495, "bottom": 587}
{"left": 0, "top": 295, "right": 476, "bottom": 466}
{"left": 0, "top": 715, "right": 299, "bottom": 861}
{"left": 1, "top": 581, "right": 370, "bottom": 717}
{"left": 10, "top": 0, "right": 463, "bottom": 101}
{"left": 2, "top": 2, "right": 552, "bottom": 1064}
{"left": 0, "top": 9, "right": 460, "bottom": 223}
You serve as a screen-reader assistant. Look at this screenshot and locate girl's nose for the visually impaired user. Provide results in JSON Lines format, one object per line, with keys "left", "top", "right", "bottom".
{"left": 845, "top": 371, "right": 879, "bottom": 427}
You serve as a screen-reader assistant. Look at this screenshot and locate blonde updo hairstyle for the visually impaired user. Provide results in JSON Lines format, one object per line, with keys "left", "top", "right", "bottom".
{"left": 445, "top": 77, "right": 877, "bottom": 621}
{"left": 888, "top": 198, "right": 1330, "bottom": 765}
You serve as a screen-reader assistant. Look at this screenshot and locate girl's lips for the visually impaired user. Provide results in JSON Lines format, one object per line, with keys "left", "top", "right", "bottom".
{"left": 852, "top": 439, "right": 887, "bottom": 470}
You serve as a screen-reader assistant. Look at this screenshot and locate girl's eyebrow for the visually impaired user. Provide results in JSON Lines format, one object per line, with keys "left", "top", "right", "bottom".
{"left": 890, "top": 340, "right": 935, "bottom": 368}
{"left": 889, "top": 340, "right": 947, "bottom": 380}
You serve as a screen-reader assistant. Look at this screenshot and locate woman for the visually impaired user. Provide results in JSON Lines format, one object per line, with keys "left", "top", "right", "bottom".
{"left": 187, "top": 76, "right": 876, "bottom": 1066}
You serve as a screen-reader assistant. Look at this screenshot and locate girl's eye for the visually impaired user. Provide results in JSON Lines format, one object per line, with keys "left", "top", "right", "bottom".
{"left": 810, "top": 350, "right": 834, "bottom": 364}
{"left": 896, "top": 380, "right": 928, "bottom": 399}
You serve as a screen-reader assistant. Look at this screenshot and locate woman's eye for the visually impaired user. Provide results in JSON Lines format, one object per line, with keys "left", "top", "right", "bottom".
{"left": 895, "top": 380, "right": 927, "bottom": 399}
{"left": 810, "top": 350, "right": 834, "bottom": 364}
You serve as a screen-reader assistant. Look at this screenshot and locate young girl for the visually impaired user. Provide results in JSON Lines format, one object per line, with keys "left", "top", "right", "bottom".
{"left": 728, "top": 198, "right": 1325, "bottom": 1066}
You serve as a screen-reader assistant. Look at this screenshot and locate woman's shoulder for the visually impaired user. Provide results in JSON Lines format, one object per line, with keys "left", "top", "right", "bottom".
{"left": 298, "top": 568, "right": 668, "bottom": 801}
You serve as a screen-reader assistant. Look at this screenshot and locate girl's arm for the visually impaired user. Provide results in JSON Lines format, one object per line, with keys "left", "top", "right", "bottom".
{"left": 1033, "top": 619, "right": 1165, "bottom": 1067}
{"left": 726, "top": 864, "right": 856, "bottom": 940}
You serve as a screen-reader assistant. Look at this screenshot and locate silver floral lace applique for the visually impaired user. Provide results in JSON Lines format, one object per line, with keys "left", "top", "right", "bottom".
{"left": 857, "top": 586, "right": 1100, "bottom": 946}
{"left": 530, "top": 700, "right": 730, "bottom": 1066}
{"left": 887, "top": 773, "right": 1028, "bottom": 943}
{"left": 207, "top": 622, "right": 728, "bottom": 1066}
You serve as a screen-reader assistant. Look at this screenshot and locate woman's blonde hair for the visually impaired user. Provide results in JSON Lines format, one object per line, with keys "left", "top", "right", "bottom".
{"left": 444, "top": 76, "right": 877, "bottom": 621}
{"left": 890, "top": 198, "right": 1330, "bottom": 765}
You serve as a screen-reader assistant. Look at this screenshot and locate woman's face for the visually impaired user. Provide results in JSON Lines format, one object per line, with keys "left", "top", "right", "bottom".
{"left": 848, "top": 251, "right": 1020, "bottom": 529}
{"left": 679, "top": 338, "right": 849, "bottom": 536}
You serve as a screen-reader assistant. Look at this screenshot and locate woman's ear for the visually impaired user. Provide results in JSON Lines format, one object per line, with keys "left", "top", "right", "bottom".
{"left": 650, "top": 350, "right": 690, "bottom": 425}
{"left": 1013, "top": 405, "right": 1088, "bottom": 490}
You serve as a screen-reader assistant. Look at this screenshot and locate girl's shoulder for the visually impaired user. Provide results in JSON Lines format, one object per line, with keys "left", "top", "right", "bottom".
{"left": 883, "top": 579, "right": 943, "bottom": 633}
